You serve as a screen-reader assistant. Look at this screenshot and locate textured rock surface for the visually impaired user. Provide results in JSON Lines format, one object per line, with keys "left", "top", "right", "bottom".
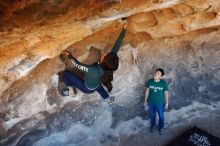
{"left": 0, "top": 0, "right": 220, "bottom": 146}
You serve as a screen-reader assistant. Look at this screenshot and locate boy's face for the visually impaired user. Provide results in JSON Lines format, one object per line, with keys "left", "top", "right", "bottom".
{"left": 154, "top": 71, "right": 162, "bottom": 80}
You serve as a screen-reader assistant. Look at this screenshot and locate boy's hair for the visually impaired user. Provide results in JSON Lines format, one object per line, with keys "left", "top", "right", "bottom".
{"left": 102, "top": 52, "right": 119, "bottom": 71}
{"left": 156, "top": 68, "right": 165, "bottom": 76}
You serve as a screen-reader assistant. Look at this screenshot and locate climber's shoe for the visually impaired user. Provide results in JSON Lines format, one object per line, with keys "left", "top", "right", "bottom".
{"left": 60, "top": 88, "right": 69, "bottom": 96}
{"left": 61, "top": 87, "right": 77, "bottom": 97}
{"left": 107, "top": 96, "right": 114, "bottom": 105}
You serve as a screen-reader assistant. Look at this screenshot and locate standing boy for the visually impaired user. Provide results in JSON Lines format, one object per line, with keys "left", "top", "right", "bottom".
{"left": 144, "top": 68, "right": 169, "bottom": 135}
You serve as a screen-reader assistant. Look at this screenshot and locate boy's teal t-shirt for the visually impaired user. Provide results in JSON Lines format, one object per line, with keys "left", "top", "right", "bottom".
{"left": 146, "top": 79, "right": 168, "bottom": 105}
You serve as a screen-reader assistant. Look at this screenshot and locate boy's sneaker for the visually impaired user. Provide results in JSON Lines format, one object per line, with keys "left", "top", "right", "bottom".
{"left": 159, "top": 128, "right": 164, "bottom": 135}
{"left": 150, "top": 125, "right": 156, "bottom": 133}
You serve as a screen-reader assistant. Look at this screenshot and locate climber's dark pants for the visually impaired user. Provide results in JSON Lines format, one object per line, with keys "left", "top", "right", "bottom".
{"left": 149, "top": 103, "right": 164, "bottom": 129}
{"left": 63, "top": 70, "right": 109, "bottom": 99}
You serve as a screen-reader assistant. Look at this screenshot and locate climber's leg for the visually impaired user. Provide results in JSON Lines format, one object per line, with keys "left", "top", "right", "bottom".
{"left": 96, "top": 85, "right": 110, "bottom": 99}
{"left": 62, "top": 70, "right": 94, "bottom": 96}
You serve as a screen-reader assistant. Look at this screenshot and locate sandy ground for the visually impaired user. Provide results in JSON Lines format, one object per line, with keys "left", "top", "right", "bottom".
{"left": 117, "top": 114, "right": 220, "bottom": 146}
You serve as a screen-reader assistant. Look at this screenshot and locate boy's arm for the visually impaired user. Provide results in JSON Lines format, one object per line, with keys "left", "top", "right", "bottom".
{"left": 144, "top": 88, "right": 149, "bottom": 103}
{"left": 111, "top": 27, "right": 127, "bottom": 54}
{"left": 164, "top": 91, "right": 169, "bottom": 105}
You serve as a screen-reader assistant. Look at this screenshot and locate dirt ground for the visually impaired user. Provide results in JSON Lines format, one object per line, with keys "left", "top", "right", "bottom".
{"left": 117, "top": 114, "right": 220, "bottom": 146}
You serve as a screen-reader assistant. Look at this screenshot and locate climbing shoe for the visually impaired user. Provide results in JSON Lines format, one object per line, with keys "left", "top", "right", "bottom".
{"left": 60, "top": 87, "right": 77, "bottom": 97}
{"left": 107, "top": 96, "right": 114, "bottom": 105}
{"left": 60, "top": 88, "right": 69, "bottom": 96}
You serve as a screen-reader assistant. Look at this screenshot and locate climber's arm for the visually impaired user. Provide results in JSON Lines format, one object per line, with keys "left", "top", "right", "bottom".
{"left": 67, "top": 54, "right": 89, "bottom": 73}
{"left": 111, "top": 24, "right": 127, "bottom": 54}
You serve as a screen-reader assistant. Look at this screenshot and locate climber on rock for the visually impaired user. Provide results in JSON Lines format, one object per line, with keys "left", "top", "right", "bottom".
{"left": 58, "top": 22, "right": 128, "bottom": 104}
{"left": 144, "top": 68, "right": 169, "bottom": 135}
